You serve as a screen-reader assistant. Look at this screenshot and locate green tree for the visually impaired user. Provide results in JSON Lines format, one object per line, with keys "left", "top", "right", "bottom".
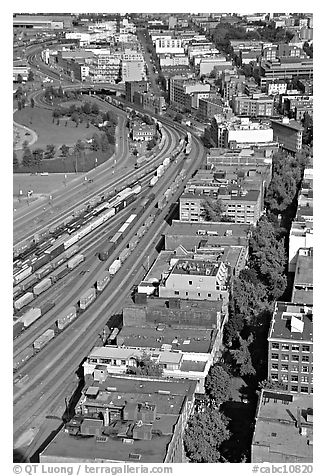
{"left": 32, "top": 148, "right": 44, "bottom": 165}
{"left": 201, "top": 197, "right": 225, "bottom": 222}
{"left": 126, "top": 353, "right": 163, "bottom": 377}
{"left": 91, "top": 133, "right": 101, "bottom": 151}
{"left": 205, "top": 364, "right": 232, "bottom": 404}
{"left": 146, "top": 138, "right": 156, "bottom": 151}
{"left": 302, "top": 112, "right": 313, "bottom": 146}
{"left": 184, "top": 408, "right": 230, "bottom": 463}
{"left": 101, "top": 134, "right": 110, "bottom": 152}
{"left": 173, "top": 113, "right": 183, "bottom": 123}
{"left": 22, "top": 147, "right": 33, "bottom": 166}
{"left": 16, "top": 74, "right": 23, "bottom": 83}
{"left": 230, "top": 335, "right": 256, "bottom": 377}
{"left": 13, "top": 151, "right": 19, "bottom": 168}
{"left": 91, "top": 102, "right": 100, "bottom": 115}
{"left": 60, "top": 144, "right": 70, "bottom": 157}
{"left": 258, "top": 379, "right": 287, "bottom": 391}
{"left": 82, "top": 101, "right": 92, "bottom": 115}
{"left": 30, "top": 97, "right": 35, "bottom": 108}
{"left": 27, "top": 70, "right": 34, "bottom": 82}
{"left": 44, "top": 144, "right": 56, "bottom": 160}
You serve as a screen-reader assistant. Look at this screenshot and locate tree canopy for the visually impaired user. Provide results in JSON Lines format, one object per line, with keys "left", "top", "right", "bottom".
{"left": 205, "top": 364, "right": 232, "bottom": 404}
{"left": 184, "top": 408, "right": 230, "bottom": 462}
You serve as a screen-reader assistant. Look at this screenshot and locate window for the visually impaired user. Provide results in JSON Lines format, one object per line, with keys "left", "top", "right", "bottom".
{"left": 207, "top": 293, "right": 211, "bottom": 297}
{"left": 291, "top": 355, "right": 299, "bottom": 362}
{"left": 121, "top": 360, "right": 126, "bottom": 365}
{"left": 281, "top": 354, "right": 289, "bottom": 361}
{"left": 292, "top": 345, "right": 300, "bottom": 352}
{"left": 189, "top": 281, "right": 193, "bottom": 285}
{"left": 281, "top": 364, "right": 288, "bottom": 371}
{"left": 302, "top": 355, "right": 310, "bottom": 362}
{"left": 89, "top": 358, "right": 98, "bottom": 363}
{"left": 272, "top": 363, "right": 279, "bottom": 370}
{"left": 301, "top": 376, "right": 309, "bottom": 383}
{"left": 291, "top": 385, "right": 298, "bottom": 392}
{"left": 282, "top": 375, "right": 288, "bottom": 382}
{"left": 292, "top": 365, "right": 299, "bottom": 372}
{"left": 271, "top": 353, "right": 279, "bottom": 360}
{"left": 271, "top": 374, "right": 278, "bottom": 381}
{"left": 185, "top": 292, "right": 188, "bottom": 296}
{"left": 302, "top": 345, "right": 310, "bottom": 352}
{"left": 198, "top": 292, "right": 201, "bottom": 297}
{"left": 271, "top": 343, "right": 279, "bottom": 350}
{"left": 281, "top": 344, "right": 289, "bottom": 350}
{"left": 302, "top": 365, "right": 309, "bottom": 373}
{"left": 291, "top": 375, "right": 298, "bottom": 382}
{"left": 174, "top": 291, "right": 180, "bottom": 296}
{"left": 300, "top": 386, "right": 309, "bottom": 394}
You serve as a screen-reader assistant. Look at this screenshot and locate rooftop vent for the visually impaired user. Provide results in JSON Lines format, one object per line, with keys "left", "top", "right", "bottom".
{"left": 96, "top": 436, "right": 108, "bottom": 443}
{"left": 123, "top": 438, "right": 134, "bottom": 445}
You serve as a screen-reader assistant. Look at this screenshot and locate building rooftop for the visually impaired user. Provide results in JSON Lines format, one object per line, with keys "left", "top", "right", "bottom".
{"left": 40, "top": 376, "right": 196, "bottom": 463}
{"left": 268, "top": 302, "right": 313, "bottom": 343}
{"left": 252, "top": 390, "right": 313, "bottom": 463}
{"left": 169, "top": 219, "right": 250, "bottom": 238}
{"left": 171, "top": 258, "right": 223, "bottom": 277}
{"left": 271, "top": 118, "right": 304, "bottom": 131}
{"left": 293, "top": 250, "right": 313, "bottom": 287}
{"left": 117, "top": 326, "right": 216, "bottom": 354}
{"left": 181, "top": 188, "right": 260, "bottom": 202}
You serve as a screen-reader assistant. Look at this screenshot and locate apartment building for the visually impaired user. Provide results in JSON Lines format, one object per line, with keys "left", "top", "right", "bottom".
{"left": 211, "top": 118, "right": 274, "bottom": 149}
{"left": 251, "top": 389, "right": 313, "bottom": 463}
{"left": 158, "top": 53, "right": 189, "bottom": 68}
{"left": 267, "top": 302, "right": 313, "bottom": 395}
{"left": 221, "top": 71, "right": 246, "bottom": 103}
{"left": 169, "top": 76, "right": 210, "bottom": 111}
{"left": 271, "top": 118, "right": 303, "bottom": 153}
{"left": 121, "top": 60, "right": 145, "bottom": 83}
{"left": 134, "top": 91, "right": 166, "bottom": 115}
{"left": 260, "top": 58, "right": 313, "bottom": 90}
{"left": 154, "top": 37, "right": 185, "bottom": 54}
{"left": 130, "top": 121, "right": 156, "bottom": 141}
{"left": 198, "top": 95, "right": 225, "bottom": 121}
{"left": 40, "top": 376, "right": 196, "bottom": 463}
{"left": 125, "top": 80, "right": 148, "bottom": 102}
{"left": 232, "top": 94, "right": 274, "bottom": 117}
{"left": 180, "top": 188, "right": 261, "bottom": 225}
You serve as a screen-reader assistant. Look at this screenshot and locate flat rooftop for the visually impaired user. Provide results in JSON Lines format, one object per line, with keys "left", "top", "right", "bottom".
{"left": 171, "top": 258, "right": 222, "bottom": 277}
{"left": 117, "top": 325, "right": 216, "bottom": 354}
{"left": 40, "top": 376, "right": 196, "bottom": 463}
{"left": 269, "top": 302, "right": 313, "bottom": 342}
{"left": 294, "top": 252, "right": 313, "bottom": 286}
{"left": 181, "top": 188, "right": 260, "bottom": 201}
{"left": 169, "top": 219, "right": 250, "bottom": 237}
{"left": 252, "top": 390, "right": 313, "bottom": 462}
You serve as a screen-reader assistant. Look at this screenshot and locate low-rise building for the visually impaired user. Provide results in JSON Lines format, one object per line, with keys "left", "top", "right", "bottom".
{"left": 267, "top": 302, "right": 313, "bottom": 395}
{"left": 130, "top": 121, "right": 156, "bottom": 141}
{"left": 232, "top": 94, "right": 274, "bottom": 117}
{"left": 211, "top": 117, "right": 274, "bottom": 149}
{"left": 125, "top": 80, "right": 148, "bottom": 103}
{"left": 40, "top": 376, "right": 196, "bottom": 463}
{"left": 198, "top": 94, "right": 224, "bottom": 120}
{"left": 251, "top": 389, "right": 313, "bottom": 463}
{"left": 83, "top": 345, "right": 210, "bottom": 394}
{"left": 169, "top": 75, "right": 210, "bottom": 111}
{"left": 271, "top": 117, "right": 303, "bottom": 153}
{"left": 291, "top": 248, "right": 313, "bottom": 305}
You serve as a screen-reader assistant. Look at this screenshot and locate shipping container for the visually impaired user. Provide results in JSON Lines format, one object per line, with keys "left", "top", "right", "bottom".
{"left": 51, "top": 266, "right": 69, "bottom": 283}
{"left": 14, "top": 292, "right": 34, "bottom": 311}
{"left": 13, "top": 266, "right": 32, "bottom": 285}
{"left": 150, "top": 176, "right": 158, "bottom": 187}
{"left": 120, "top": 248, "right": 130, "bottom": 263}
{"left": 137, "top": 226, "right": 146, "bottom": 238}
{"left": 156, "top": 165, "right": 164, "bottom": 177}
{"left": 64, "top": 244, "right": 79, "bottom": 260}
{"left": 63, "top": 234, "right": 79, "bottom": 249}
{"left": 110, "top": 232, "right": 123, "bottom": 246}
{"left": 163, "top": 157, "right": 170, "bottom": 168}
{"left": 13, "top": 285, "right": 22, "bottom": 300}
{"left": 67, "top": 254, "right": 84, "bottom": 270}
{"left": 118, "top": 222, "right": 129, "bottom": 234}
{"left": 31, "top": 254, "right": 50, "bottom": 273}
{"left": 13, "top": 347, "right": 34, "bottom": 371}
{"left": 96, "top": 271, "right": 110, "bottom": 292}
{"left": 56, "top": 305, "right": 77, "bottom": 330}
{"left": 34, "top": 229, "right": 49, "bottom": 243}
{"left": 126, "top": 214, "right": 137, "bottom": 225}
{"left": 125, "top": 194, "right": 137, "bottom": 207}
{"left": 33, "top": 277, "right": 52, "bottom": 296}
{"left": 35, "top": 263, "right": 53, "bottom": 280}
{"left": 13, "top": 321, "right": 24, "bottom": 339}
{"left": 109, "top": 259, "right": 121, "bottom": 276}
{"left": 20, "top": 274, "right": 38, "bottom": 292}
{"left": 39, "top": 300, "right": 55, "bottom": 315}
{"left": 114, "top": 201, "right": 124, "bottom": 213}
{"left": 79, "top": 287, "right": 96, "bottom": 310}
{"left": 52, "top": 255, "right": 66, "bottom": 269}
{"left": 131, "top": 184, "right": 142, "bottom": 195}
{"left": 33, "top": 329, "right": 55, "bottom": 350}
{"left": 21, "top": 307, "right": 42, "bottom": 328}
{"left": 98, "top": 242, "right": 116, "bottom": 262}
{"left": 128, "top": 235, "right": 139, "bottom": 251}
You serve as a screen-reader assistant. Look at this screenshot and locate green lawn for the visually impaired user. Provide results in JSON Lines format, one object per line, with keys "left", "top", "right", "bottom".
{"left": 14, "top": 106, "right": 98, "bottom": 149}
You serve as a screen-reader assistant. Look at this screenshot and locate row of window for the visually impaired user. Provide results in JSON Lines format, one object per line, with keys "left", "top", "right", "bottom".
{"left": 271, "top": 353, "right": 311, "bottom": 362}
{"left": 271, "top": 363, "right": 312, "bottom": 372}
{"left": 271, "top": 343, "right": 311, "bottom": 352}
{"left": 174, "top": 290, "right": 212, "bottom": 298}
{"left": 270, "top": 376, "right": 312, "bottom": 393}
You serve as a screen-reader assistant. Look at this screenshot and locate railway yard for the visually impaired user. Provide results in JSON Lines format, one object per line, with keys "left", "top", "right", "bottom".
{"left": 13, "top": 70, "right": 205, "bottom": 461}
